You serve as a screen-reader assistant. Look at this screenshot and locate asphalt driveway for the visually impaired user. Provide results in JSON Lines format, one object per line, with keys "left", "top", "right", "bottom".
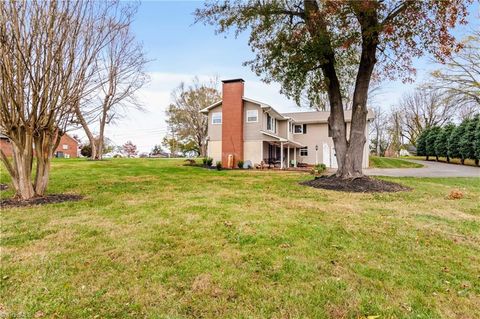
{"left": 365, "top": 159, "right": 480, "bottom": 178}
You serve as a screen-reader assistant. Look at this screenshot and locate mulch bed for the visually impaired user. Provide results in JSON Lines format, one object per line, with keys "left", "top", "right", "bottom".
{"left": 0, "top": 184, "right": 8, "bottom": 191}
{"left": 301, "top": 175, "right": 411, "bottom": 193}
{"left": 1, "top": 194, "right": 83, "bottom": 208}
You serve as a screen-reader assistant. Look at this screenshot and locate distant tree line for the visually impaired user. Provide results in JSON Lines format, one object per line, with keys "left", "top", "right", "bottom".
{"left": 416, "top": 115, "right": 480, "bottom": 165}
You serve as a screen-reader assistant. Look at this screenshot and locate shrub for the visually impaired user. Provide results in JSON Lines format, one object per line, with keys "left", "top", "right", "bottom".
{"left": 426, "top": 126, "right": 441, "bottom": 160}
{"left": 448, "top": 121, "right": 467, "bottom": 163}
{"left": 434, "top": 123, "right": 455, "bottom": 162}
{"left": 460, "top": 115, "right": 479, "bottom": 163}
{"left": 237, "top": 160, "right": 244, "bottom": 169}
{"left": 311, "top": 163, "right": 327, "bottom": 176}
{"left": 416, "top": 128, "right": 429, "bottom": 157}
{"left": 203, "top": 157, "right": 213, "bottom": 166}
{"left": 216, "top": 161, "right": 222, "bottom": 170}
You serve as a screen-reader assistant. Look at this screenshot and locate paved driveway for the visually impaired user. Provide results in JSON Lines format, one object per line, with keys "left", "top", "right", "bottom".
{"left": 365, "top": 159, "right": 480, "bottom": 178}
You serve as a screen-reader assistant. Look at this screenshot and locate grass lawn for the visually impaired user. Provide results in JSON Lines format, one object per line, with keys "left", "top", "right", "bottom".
{"left": 1, "top": 159, "right": 479, "bottom": 318}
{"left": 405, "top": 156, "right": 478, "bottom": 167}
{"left": 369, "top": 156, "right": 424, "bottom": 168}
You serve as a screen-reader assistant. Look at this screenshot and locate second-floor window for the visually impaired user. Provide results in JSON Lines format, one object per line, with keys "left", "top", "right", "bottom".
{"left": 62, "top": 144, "right": 69, "bottom": 150}
{"left": 212, "top": 112, "right": 222, "bottom": 124}
{"left": 294, "top": 124, "right": 307, "bottom": 134}
{"left": 246, "top": 110, "right": 258, "bottom": 123}
{"left": 267, "top": 113, "right": 276, "bottom": 132}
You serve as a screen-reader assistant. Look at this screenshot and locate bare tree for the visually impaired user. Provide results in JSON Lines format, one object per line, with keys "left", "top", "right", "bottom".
{"left": 165, "top": 77, "right": 221, "bottom": 157}
{"left": 370, "top": 105, "right": 390, "bottom": 156}
{"left": 0, "top": 1, "right": 127, "bottom": 199}
{"left": 428, "top": 30, "right": 480, "bottom": 113}
{"left": 398, "top": 89, "right": 456, "bottom": 146}
{"left": 74, "top": 4, "right": 149, "bottom": 160}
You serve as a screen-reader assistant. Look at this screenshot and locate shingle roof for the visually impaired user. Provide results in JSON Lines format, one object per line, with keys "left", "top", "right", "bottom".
{"left": 282, "top": 109, "right": 375, "bottom": 123}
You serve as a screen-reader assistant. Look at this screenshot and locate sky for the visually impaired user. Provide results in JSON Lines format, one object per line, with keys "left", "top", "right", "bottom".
{"left": 71, "top": 0, "right": 480, "bottom": 153}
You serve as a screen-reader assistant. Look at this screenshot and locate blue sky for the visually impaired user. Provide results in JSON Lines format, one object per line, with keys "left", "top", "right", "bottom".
{"left": 77, "top": 0, "right": 479, "bottom": 152}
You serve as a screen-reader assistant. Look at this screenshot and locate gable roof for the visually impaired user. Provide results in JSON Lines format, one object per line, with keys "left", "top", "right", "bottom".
{"left": 200, "top": 97, "right": 375, "bottom": 123}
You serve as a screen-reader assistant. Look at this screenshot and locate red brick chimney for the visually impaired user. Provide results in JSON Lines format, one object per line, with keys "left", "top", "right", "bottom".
{"left": 221, "top": 79, "right": 244, "bottom": 168}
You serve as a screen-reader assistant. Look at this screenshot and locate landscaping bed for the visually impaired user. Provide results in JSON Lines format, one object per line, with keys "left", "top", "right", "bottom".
{"left": 0, "top": 193, "right": 83, "bottom": 208}
{"left": 301, "top": 175, "right": 411, "bottom": 193}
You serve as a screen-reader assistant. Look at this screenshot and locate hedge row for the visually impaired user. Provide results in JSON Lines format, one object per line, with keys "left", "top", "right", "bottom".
{"left": 416, "top": 115, "right": 480, "bottom": 165}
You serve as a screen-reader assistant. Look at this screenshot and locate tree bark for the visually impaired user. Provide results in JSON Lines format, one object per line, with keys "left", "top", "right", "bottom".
{"left": 74, "top": 106, "right": 98, "bottom": 159}
{"left": 5, "top": 132, "right": 36, "bottom": 199}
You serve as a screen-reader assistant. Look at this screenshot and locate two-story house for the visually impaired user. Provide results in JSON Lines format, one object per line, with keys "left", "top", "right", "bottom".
{"left": 200, "top": 79, "right": 374, "bottom": 169}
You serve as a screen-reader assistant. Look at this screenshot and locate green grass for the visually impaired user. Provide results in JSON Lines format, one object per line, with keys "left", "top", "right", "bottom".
{"left": 369, "top": 156, "right": 424, "bottom": 168}
{"left": 405, "top": 156, "right": 478, "bottom": 167}
{"left": 1, "top": 159, "right": 479, "bottom": 318}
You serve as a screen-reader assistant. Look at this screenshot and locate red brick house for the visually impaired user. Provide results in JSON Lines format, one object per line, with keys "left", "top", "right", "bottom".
{"left": 0, "top": 133, "right": 79, "bottom": 158}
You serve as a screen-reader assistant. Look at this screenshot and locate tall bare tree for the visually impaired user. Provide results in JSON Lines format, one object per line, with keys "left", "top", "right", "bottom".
{"left": 428, "top": 29, "right": 480, "bottom": 116}
{"left": 369, "top": 105, "right": 389, "bottom": 156}
{"left": 165, "top": 77, "right": 221, "bottom": 157}
{"left": 74, "top": 4, "right": 149, "bottom": 160}
{"left": 398, "top": 88, "right": 456, "bottom": 146}
{"left": 0, "top": 0, "right": 126, "bottom": 199}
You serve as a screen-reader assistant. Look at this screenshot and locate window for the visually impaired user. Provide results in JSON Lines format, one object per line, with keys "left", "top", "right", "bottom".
{"left": 62, "top": 144, "right": 69, "bottom": 150}
{"left": 246, "top": 110, "right": 258, "bottom": 123}
{"left": 212, "top": 112, "right": 222, "bottom": 124}
{"left": 294, "top": 124, "right": 303, "bottom": 134}
{"left": 267, "top": 113, "right": 273, "bottom": 131}
{"left": 300, "top": 147, "right": 308, "bottom": 156}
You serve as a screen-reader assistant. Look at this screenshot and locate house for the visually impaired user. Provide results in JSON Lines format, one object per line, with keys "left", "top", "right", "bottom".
{"left": 200, "top": 79, "right": 374, "bottom": 169}
{"left": 0, "top": 133, "right": 79, "bottom": 158}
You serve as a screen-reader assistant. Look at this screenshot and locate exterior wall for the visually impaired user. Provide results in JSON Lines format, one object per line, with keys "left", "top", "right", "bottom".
{"left": 207, "top": 105, "right": 222, "bottom": 141}
{"left": 221, "top": 80, "right": 244, "bottom": 168}
{"left": 207, "top": 141, "right": 222, "bottom": 164}
{"left": 0, "top": 138, "right": 13, "bottom": 157}
{"left": 0, "top": 134, "right": 78, "bottom": 158}
{"left": 290, "top": 123, "right": 330, "bottom": 165}
{"left": 244, "top": 141, "right": 263, "bottom": 166}
{"left": 244, "top": 102, "right": 264, "bottom": 141}
{"left": 57, "top": 134, "right": 78, "bottom": 158}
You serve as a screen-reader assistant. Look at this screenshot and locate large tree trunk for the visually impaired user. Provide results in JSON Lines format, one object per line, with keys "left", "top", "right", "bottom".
{"left": 332, "top": 7, "right": 378, "bottom": 178}
{"left": 33, "top": 130, "right": 60, "bottom": 196}
{"left": 0, "top": 132, "right": 36, "bottom": 199}
{"left": 305, "top": 0, "right": 378, "bottom": 179}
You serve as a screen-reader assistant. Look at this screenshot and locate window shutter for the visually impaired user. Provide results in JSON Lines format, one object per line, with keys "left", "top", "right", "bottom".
{"left": 303, "top": 124, "right": 307, "bottom": 134}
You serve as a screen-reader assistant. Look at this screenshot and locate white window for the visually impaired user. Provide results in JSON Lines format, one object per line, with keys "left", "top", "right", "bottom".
{"left": 294, "top": 124, "right": 303, "bottom": 134}
{"left": 246, "top": 110, "right": 258, "bottom": 123}
{"left": 62, "top": 144, "right": 69, "bottom": 150}
{"left": 212, "top": 112, "right": 222, "bottom": 124}
{"left": 300, "top": 147, "right": 308, "bottom": 156}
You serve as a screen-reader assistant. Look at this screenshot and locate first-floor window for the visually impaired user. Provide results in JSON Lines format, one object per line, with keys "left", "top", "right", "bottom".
{"left": 212, "top": 112, "right": 222, "bottom": 124}
{"left": 300, "top": 147, "right": 308, "bottom": 156}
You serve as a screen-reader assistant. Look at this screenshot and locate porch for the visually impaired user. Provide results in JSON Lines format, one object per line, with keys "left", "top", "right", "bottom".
{"left": 262, "top": 140, "right": 306, "bottom": 169}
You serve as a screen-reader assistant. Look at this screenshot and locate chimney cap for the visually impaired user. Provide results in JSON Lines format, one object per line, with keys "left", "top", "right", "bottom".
{"left": 222, "top": 78, "right": 245, "bottom": 84}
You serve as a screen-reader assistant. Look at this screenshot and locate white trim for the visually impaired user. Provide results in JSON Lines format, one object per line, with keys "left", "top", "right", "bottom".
{"left": 300, "top": 146, "right": 308, "bottom": 156}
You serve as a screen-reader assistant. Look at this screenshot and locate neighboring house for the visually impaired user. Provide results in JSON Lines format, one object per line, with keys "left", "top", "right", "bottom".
{"left": 0, "top": 133, "right": 79, "bottom": 158}
{"left": 200, "top": 79, "right": 374, "bottom": 169}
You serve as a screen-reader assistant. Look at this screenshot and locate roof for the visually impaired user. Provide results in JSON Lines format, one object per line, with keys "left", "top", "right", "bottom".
{"left": 200, "top": 97, "right": 375, "bottom": 123}
{"left": 282, "top": 109, "right": 375, "bottom": 123}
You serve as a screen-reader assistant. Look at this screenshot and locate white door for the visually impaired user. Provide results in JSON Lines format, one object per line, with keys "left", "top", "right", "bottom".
{"left": 322, "top": 143, "right": 330, "bottom": 167}
{"left": 331, "top": 146, "right": 338, "bottom": 168}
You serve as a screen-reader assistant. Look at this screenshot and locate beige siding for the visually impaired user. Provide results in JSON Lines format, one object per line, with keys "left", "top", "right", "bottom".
{"left": 244, "top": 141, "right": 263, "bottom": 166}
{"left": 207, "top": 105, "right": 222, "bottom": 141}
{"left": 207, "top": 141, "right": 222, "bottom": 163}
{"left": 244, "top": 102, "right": 264, "bottom": 141}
